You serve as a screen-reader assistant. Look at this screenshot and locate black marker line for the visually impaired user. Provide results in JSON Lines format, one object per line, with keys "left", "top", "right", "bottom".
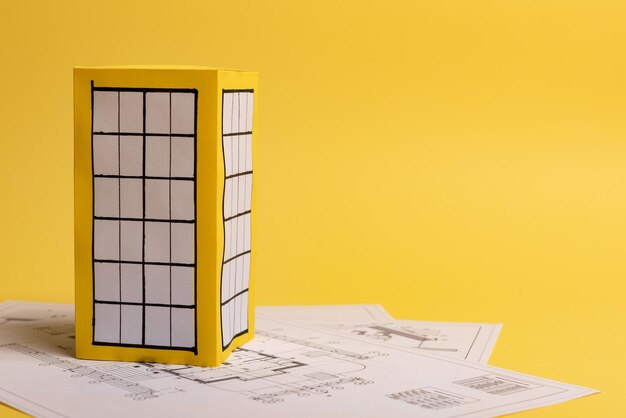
{"left": 90, "top": 80, "right": 96, "bottom": 344}
{"left": 224, "top": 170, "right": 253, "bottom": 180}
{"left": 169, "top": 92, "right": 173, "bottom": 348}
{"left": 192, "top": 89, "right": 198, "bottom": 355}
{"left": 95, "top": 216, "right": 195, "bottom": 224}
{"left": 222, "top": 328, "right": 250, "bottom": 351}
{"left": 94, "top": 174, "right": 194, "bottom": 181}
{"left": 465, "top": 326, "right": 482, "bottom": 361}
{"left": 92, "top": 341, "right": 196, "bottom": 352}
{"left": 222, "top": 130, "right": 252, "bottom": 137}
{"left": 95, "top": 131, "right": 194, "bottom": 138}
{"left": 141, "top": 91, "right": 147, "bottom": 345}
{"left": 219, "top": 289, "right": 249, "bottom": 306}
{"left": 219, "top": 90, "right": 226, "bottom": 349}
{"left": 223, "top": 210, "right": 251, "bottom": 223}
{"left": 95, "top": 300, "right": 195, "bottom": 309}
{"left": 93, "top": 86, "right": 198, "bottom": 93}
{"left": 117, "top": 91, "right": 122, "bottom": 342}
{"left": 94, "top": 259, "right": 195, "bottom": 267}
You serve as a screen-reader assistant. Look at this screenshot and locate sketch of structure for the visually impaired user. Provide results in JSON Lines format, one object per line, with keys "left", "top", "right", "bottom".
{"left": 352, "top": 325, "right": 459, "bottom": 353}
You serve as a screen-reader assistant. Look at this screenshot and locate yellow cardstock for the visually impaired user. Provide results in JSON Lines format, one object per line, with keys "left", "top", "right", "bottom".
{"left": 74, "top": 66, "right": 257, "bottom": 366}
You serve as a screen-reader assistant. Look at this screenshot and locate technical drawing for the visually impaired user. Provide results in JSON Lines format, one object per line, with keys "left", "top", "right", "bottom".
{"left": 146, "top": 347, "right": 371, "bottom": 403}
{"left": 387, "top": 387, "right": 478, "bottom": 410}
{"left": 0, "top": 307, "right": 71, "bottom": 328}
{"left": 0, "top": 302, "right": 594, "bottom": 418}
{"left": 1, "top": 310, "right": 374, "bottom": 405}
{"left": 313, "top": 320, "right": 501, "bottom": 363}
{"left": 2, "top": 343, "right": 170, "bottom": 401}
{"left": 352, "top": 325, "right": 459, "bottom": 352}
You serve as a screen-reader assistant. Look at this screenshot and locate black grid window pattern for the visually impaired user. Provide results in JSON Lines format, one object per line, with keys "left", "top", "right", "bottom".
{"left": 91, "top": 84, "right": 198, "bottom": 353}
{"left": 220, "top": 89, "right": 254, "bottom": 349}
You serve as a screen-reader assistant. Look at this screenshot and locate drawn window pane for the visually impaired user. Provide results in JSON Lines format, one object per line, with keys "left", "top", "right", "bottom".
{"left": 92, "top": 86, "right": 197, "bottom": 351}
{"left": 242, "top": 253, "right": 251, "bottom": 290}
{"left": 145, "top": 221, "right": 170, "bottom": 263}
{"left": 94, "top": 303, "right": 120, "bottom": 343}
{"left": 221, "top": 263, "right": 231, "bottom": 302}
{"left": 94, "top": 220, "right": 119, "bottom": 261}
{"left": 146, "top": 136, "right": 170, "bottom": 177}
{"left": 94, "top": 262, "right": 120, "bottom": 302}
{"left": 145, "top": 306, "right": 170, "bottom": 346}
{"left": 120, "top": 179, "right": 143, "bottom": 219}
{"left": 245, "top": 93, "right": 254, "bottom": 131}
{"left": 171, "top": 308, "right": 195, "bottom": 347}
{"left": 239, "top": 257, "right": 248, "bottom": 294}
{"left": 93, "top": 91, "right": 118, "bottom": 132}
{"left": 119, "top": 136, "right": 143, "bottom": 176}
{"left": 171, "top": 223, "right": 194, "bottom": 264}
{"left": 94, "top": 178, "right": 119, "bottom": 218}
{"left": 171, "top": 93, "right": 195, "bottom": 135}
{"left": 120, "top": 221, "right": 143, "bottom": 262}
{"left": 171, "top": 137, "right": 195, "bottom": 178}
{"left": 120, "top": 305, "right": 142, "bottom": 344}
{"left": 145, "top": 265, "right": 171, "bottom": 304}
{"left": 93, "top": 135, "right": 118, "bottom": 175}
{"left": 145, "top": 179, "right": 170, "bottom": 220}
{"left": 239, "top": 292, "right": 249, "bottom": 331}
{"left": 146, "top": 93, "right": 170, "bottom": 134}
{"left": 119, "top": 92, "right": 143, "bottom": 133}
{"left": 244, "top": 174, "right": 252, "bottom": 211}
{"left": 171, "top": 180, "right": 194, "bottom": 220}
{"left": 171, "top": 267, "right": 194, "bottom": 305}
{"left": 221, "top": 302, "right": 232, "bottom": 344}
{"left": 120, "top": 263, "right": 143, "bottom": 303}
{"left": 220, "top": 90, "right": 254, "bottom": 349}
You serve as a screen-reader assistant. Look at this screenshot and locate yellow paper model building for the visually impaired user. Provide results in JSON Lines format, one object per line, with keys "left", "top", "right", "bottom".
{"left": 74, "top": 66, "right": 257, "bottom": 367}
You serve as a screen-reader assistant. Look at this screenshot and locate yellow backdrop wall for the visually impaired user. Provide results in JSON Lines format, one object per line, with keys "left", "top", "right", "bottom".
{"left": 1, "top": 1, "right": 624, "bottom": 416}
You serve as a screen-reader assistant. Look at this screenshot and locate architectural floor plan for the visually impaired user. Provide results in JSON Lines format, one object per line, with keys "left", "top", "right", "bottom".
{"left": 0, "top": 302, "right": 596, "bottom": 417}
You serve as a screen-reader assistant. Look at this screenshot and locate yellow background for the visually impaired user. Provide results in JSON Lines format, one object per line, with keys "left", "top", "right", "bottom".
{"left": 1, "top": 0, "right": 624, "bottom": 416}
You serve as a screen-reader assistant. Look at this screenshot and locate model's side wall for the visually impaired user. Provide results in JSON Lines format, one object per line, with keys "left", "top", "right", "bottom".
{"left": 74, "top": 69, "right": 93, "bottom": 362}
{"left": 195, "top": 70, "right": 221, "bottom": 366}
{"left": 74, "top": 67, "right": 218, "bottom": 366}
{"left": 214, "top": 70, "right": 258, "bottom": 366}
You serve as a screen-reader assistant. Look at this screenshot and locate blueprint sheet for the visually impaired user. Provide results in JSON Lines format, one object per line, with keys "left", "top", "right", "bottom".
{"left": 256, "top": 303, "right": 394, "bottom": 322}
{"left": 256, "top": 305, "right": 501, "bottom": 364}
{"left": 0, "top": 301, "right": 597, "bottom": 418}
{"left": 305, "top": 320, "right": 502, "bottom": 364}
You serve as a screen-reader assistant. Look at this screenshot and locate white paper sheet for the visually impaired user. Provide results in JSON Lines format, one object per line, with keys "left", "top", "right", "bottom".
{"left": 256, "top": 304, "right": 394, "bottom": 323}
{"left": 257, "top": 305, "right": 499, "bottom": 364}
{"left": 0, "top": 302, "right": 597, "bottom": 418}
{"left": 307, "top": 320, "right": 501, "bottom": 364}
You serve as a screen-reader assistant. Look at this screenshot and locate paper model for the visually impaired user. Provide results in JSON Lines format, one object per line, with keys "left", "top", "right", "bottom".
{"left": 74, "top": 66, "right": 257, "bottom": 366}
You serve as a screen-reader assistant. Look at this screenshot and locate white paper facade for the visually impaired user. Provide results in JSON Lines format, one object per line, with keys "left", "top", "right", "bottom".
{"left": 221, "top": 90, "right": 254, "bottom": 348}
{"left": 92, "top": 88, "right": 197, "bottom": 351}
